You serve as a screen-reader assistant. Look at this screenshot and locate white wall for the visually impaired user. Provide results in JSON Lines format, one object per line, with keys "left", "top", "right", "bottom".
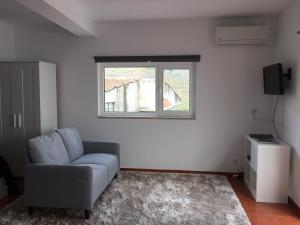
{"left": 14, "top": 18, "right": 276, "bottom": 172}
{"left": 0, "top": 21, "right": 14, "bottom": 60}
{"left": 276, "top": 0, "right": 300, "bottom": 206}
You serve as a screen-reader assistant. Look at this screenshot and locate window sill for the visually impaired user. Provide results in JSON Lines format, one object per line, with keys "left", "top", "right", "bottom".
{"left": 97, "top": 115, "right": 196, "bottom": 120}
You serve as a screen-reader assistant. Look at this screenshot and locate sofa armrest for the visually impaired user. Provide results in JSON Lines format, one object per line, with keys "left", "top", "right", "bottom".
{"left": 24, "top": 164, "right": 94, "bottom": 209}
{"left": 82, "top": 141, "right": 120, "bottom": 168}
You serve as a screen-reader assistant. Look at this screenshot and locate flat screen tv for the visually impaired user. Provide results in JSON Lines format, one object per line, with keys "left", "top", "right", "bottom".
{"left": 263, "top": 63, "right": 284, "bottom": 95}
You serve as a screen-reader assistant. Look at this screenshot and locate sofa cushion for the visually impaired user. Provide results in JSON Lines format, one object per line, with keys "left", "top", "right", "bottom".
{"left": 72, "top": 153, "right": 118, "bottom": 183}
{"left": 28, "top": 132, "right": 69, "bottom": 164}
{"left": 56, "top": 128, "right": 84, "bottom": 162}
{"left": 74, "top": 164, "right": 107, "bottom": 202}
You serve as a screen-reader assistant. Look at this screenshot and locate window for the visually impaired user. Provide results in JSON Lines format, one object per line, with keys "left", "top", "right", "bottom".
{"left": 98, "top": 62, "right": 195, "bottom": 118}
{"left": 163, "top": 69, "right": 190, "bottom": 111}
{"left": 103, "top": 67, "right": 156, "bottom": 113}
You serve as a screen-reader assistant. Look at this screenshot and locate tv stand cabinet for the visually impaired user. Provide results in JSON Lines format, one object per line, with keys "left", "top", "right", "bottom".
{"left": 244, "top": 135, "right": 290, "bottom": 203}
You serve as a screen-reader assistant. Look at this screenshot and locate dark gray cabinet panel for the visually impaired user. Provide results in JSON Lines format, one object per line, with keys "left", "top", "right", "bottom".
{"left": 0, "top": 66, "right": 14, "bottom": 145}
{"left": 0, "top": 64, "right": 27, "bottom": 176}
{"left": 18, "top": 63, "right": 40, "bottom": 139}
{"left": 10, "top": 66, "right": 25, "bottom": 176}
{"left": 0, "top": 62, "right": 57, "bottom": 176}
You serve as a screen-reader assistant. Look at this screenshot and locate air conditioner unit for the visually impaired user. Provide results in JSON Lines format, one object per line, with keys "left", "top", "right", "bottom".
{"left": 215, "top": 26, "right": 270, "bottom": 45}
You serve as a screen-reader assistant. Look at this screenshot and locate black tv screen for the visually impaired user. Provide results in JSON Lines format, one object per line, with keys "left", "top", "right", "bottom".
{"left": 263, "top": 63, "right": 284, "bottom": 95}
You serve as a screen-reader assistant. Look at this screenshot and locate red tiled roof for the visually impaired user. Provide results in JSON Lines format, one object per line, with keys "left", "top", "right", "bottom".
{"left": 105, "top": 79, "right": 177, "bottom": 109}
{"left": 163, "top": 98, "right": 172, "bottom": 108}
{"left": 105, "top": 78, "right": 140, "bottom": 92}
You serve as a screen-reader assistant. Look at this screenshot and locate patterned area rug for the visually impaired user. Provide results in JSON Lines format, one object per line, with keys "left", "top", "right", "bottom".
{"left": 0, "top": 172, "right": 250, "bottom": 225}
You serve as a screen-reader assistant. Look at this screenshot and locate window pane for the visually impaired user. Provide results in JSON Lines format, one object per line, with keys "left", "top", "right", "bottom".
{"left": 104, "top": 67, "right": 156, "bottom": 112}
{"left": 163, "top": 69, "right": 190, "bottom": 111}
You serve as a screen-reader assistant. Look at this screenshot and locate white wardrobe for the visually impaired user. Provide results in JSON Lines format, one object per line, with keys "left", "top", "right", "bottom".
{"left": 0, "top": 62, "right": 57, "bottom": 176}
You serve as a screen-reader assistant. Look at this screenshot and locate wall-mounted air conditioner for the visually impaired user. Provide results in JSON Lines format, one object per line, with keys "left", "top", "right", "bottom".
{"left": 215, "top": 26, "right": 270, "bottom": 45}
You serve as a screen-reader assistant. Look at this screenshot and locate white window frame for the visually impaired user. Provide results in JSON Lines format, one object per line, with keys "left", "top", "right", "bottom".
{"left": 97, "top": 62, "right": 196, "bottom": 119}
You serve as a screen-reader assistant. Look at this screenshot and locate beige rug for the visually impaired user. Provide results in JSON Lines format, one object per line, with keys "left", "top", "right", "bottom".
{"left": 0, "top": 172, "right": 250, "bottom": 225}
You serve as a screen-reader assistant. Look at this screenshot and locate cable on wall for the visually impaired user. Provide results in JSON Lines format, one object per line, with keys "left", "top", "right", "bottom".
{"left": 273, "top": 95, "right": 280, "bottom": 139}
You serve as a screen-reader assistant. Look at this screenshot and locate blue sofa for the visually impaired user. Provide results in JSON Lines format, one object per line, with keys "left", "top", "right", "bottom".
{"left": 24, "top": 128, "right": 120, "bottom": 219}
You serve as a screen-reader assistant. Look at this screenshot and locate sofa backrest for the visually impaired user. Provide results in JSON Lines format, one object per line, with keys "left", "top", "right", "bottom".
{"left": 56, "top": 128, "right": 84, "bottom": 162}
{"left": 28, "top": 132, "right": 70, "bottom": 164}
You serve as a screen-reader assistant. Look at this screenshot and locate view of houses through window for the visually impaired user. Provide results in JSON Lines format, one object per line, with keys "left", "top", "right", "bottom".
{"left": 104, "top": 68, "right": 190, "bottom": 113}
{"left": 104, "top": 67, "right": 156, "bottom": 112}
{"left": 98, "top": 63, "right": 194, "bottom": 118}
{"left": 163, "top": 69, "right": 190, "bottom": 111}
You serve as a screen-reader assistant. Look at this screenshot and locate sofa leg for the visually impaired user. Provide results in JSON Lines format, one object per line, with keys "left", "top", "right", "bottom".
{"left": 85, "top": 210, "right": 91, "bottom": 219}
{"left": 28, "top": 207, "right": 34, "bottom": 215}
{"left": 114, "top": 173, "right": 118, "bottom": 179}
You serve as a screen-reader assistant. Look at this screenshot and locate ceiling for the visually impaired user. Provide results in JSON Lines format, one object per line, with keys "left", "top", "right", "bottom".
{"left": 0, "top": 0, "right": 66, "bottom": 30}
{"left": 73, "top": 0, "right": 293, "bottom": 21}
{"left": 0, "top": 0, "right": 294, "bottom": 36}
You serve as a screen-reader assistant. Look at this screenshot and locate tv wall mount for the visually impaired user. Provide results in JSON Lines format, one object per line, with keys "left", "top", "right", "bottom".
{"left": 283, "top": 68, "right": 292, "bottom": 81}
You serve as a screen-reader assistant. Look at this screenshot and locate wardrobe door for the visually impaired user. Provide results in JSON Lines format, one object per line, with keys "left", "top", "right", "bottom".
{"left": 0, "top": 64, "right": 23, "bottom": 175}
{"left": 0, "top": 63, "right": 40, "bottom": 176}
{"left": 19, "top": 63, "right": 40, "bottom": 140}
{"left": 11, "top": 63, "right": 39, "bottom": 176}
{"left": 10, "top": 65, "right": 26, "bottom": 176}
{"left": 0, "top": 64, "right": 14, "bottom": 161}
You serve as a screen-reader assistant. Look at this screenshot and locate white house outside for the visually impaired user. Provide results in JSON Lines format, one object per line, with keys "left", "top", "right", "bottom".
{"left": 104, "top": 78, "right": 183, "bottom": 112}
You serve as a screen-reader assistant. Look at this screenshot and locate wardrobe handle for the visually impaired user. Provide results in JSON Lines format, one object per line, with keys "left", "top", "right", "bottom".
{"left": 13, "top": 114, "right": 17, "bottom": 128}
{"left": 18, "top": 114, "right": 22, "bottom": 128}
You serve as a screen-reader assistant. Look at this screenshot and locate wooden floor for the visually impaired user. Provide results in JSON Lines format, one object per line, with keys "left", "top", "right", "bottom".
{"left": 229, "top": 177, "right": 300, "bottom": 225}
{"left": 0, "top": 194, "right": 20, "bottom": 209}
{"left": 0, "top": 175, "right": 299, "bottom": 225}
{"left": 0, "top": 178, "right": 22, "bottom": 209}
